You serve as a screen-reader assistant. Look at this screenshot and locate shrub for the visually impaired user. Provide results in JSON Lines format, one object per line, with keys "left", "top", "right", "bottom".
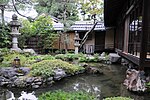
{"left": 55, "top": 53, "right": 81, "bottom": 61}
{"left": 38, "top": 90, "right": 97, "bottom": 100}
{"left": 79, "top": 54, "right": 100, "bottom": 62}
{"left": 55, "top": 54, "right": 67, "bottom": 61}
{"left": 1, "top": 52, "right": 27, "bottom": 67}
{"left": 28, "top": 55, "right": 55, "bottom": 60}
{"left": 0, "top": 48, "right": 10, "bottom": 56}
{"left": 24, "top": 55, "right": 55, "bottom": 67}
{"left": 79, "top": 55, "right": 88, "bottom": 62}
{"left": 30, "top": 59, "right": 84, "bottom": 77}
{"left": 103, "top": 97, "right": 133, "bottom": 100}
{"left": 66, "top": 53, "right": 79, "bottom": 60}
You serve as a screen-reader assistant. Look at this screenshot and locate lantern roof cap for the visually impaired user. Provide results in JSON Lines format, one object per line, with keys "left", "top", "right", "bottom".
{"left": 12, "top": 14, "right": 18, "bottom": 20}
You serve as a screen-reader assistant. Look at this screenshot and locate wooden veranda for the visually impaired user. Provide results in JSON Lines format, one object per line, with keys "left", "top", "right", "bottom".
{"left": 104, "top": 0, "right": 150, "bottom": 68}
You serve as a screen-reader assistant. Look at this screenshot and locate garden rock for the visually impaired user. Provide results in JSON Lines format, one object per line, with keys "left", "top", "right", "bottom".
{"left": 14, "top": 77, "right": 26, "bottom": 88}
{"left": 15, "top": 67, "right": 31, "bottom": 75}
{"left": 86, "top": 67, "right": 103, "bottom": 74}
{"left": 0, "top": 66, "right": 84, "bottom": 88}
{"left": 47, "top": 77, "right": 53, "bottom": 82}
{"left": 26, "top": 77, "right": 35, "bottom": 83}
{"left": 54, "top": 69, "right": 66, "bottom": 80}
{"left": 32, "top": 84, "right": 40, "bottom": 89}
{"left": 79, "top": 63, "right": 88, "bottom": 67}
{"left": 0, "top": 68, "right": 17, "bottom": 78}
{"left": 23, "top": 49, "right": 36, "bottom": 55}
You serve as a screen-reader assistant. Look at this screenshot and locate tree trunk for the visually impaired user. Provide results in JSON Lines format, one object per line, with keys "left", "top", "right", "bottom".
{"left": 63, "top": 1, "right": 68, "bottom": 53}
{"left": 1, "top": 5, "right": 5, "bottom": 26}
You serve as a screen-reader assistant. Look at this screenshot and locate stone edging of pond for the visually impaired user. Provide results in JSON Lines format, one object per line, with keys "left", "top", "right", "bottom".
{"left": 0, "top": 64, "right": 103, "bottom": 89}
{"left": 0, "top": 67, "right": 86, "bottom": 89}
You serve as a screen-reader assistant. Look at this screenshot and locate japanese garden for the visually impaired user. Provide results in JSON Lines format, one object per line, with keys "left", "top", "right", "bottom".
{"left": 0, "top": 0, "right": 150, "bottom": 100}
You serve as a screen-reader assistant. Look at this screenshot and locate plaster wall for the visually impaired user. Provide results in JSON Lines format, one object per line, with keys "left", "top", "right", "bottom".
{"left": 105, "top": 29, "right": 114, "bottom": 49}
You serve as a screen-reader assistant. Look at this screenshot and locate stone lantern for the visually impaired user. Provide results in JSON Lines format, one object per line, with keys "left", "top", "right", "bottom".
{"left": 74, "top": 31, "right": 81, "bottom": 54}
{"left": 9, "top": 14, "right": 22, "bottom": 52}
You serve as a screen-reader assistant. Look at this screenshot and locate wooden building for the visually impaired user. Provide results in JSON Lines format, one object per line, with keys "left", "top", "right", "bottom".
{"left": 104, "top": 0, "right": 150, "bottom": 68}
{"left": 52, "top": 21, "right": 114, "bottom": 54}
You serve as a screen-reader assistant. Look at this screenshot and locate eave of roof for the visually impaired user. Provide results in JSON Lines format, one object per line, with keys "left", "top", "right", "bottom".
{"left": 53, "top": 21, "right": 105, "bottom": 31}
{"left": 104, "top": 0, "right": 126, "bottom": 27}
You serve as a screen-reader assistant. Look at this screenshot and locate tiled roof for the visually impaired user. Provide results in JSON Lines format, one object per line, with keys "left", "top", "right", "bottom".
{"left": 53, "top": 21, "right": 105, "bottom": 31}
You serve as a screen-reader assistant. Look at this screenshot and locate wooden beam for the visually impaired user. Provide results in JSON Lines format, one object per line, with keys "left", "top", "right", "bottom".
{"left": 116, "top": 49, "right": 140, "bottom": 65}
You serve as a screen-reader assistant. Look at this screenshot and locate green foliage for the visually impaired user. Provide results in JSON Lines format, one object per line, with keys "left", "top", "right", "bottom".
{"left": 55, "top": 53, "right": 100, "bottom": 62}
{"left": 77, "top": 0, "right": 103, "bottom": 21}
{"left": 103, "top": 97, "right": 133, "bottom": 100}
{"left": 24, "top": 55, "right": 56, "bottom": 67}
{"left": 0, "top": 0, "right": 9, "bottom": 4}
{"left": 146, "top": 82, "right": 150, "bottom": 90}
{"left": 34, "top": 0, "right": 79, "bottom": 21}
{"left": 19, "top": 15, "right": 58, "bottom": 49}
{"left": 55, "top": 54, "right": 67, "bottom": 61}
{"left": 0, "top": 26, "right": 11, "bottom": 48}
{"left": 79, "top": 54, "right": 100, "bottom": 62}
{"left": 1, "top": 52, "right": 27, "bottom": 67}
{"left": 0, "top": 48, "right": 10, "bottom": 56}
{"left": 66, "top": 53, "right": 79, "bottom": 60}
{"left": 93, "top": 53, "right": 100, "bottom": 62}
{"left": 38, "top": 90, "right": 97, "bottom": 100}
{"left": 0, "top": 48, "right": 10, "bottom": 63}
{"left": 55, "top": 53, "right": 79, "bottom": 61}
{"left": 28, "top": 55, "right": 55, "bottom": 60}
{"left": 31, "top": 59, "right": 84, "bottom": 77}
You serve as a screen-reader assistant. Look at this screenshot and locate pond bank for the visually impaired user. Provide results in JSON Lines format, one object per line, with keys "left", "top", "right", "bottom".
{"left": 1, "top": 64, "right": 150, "bottom": 100}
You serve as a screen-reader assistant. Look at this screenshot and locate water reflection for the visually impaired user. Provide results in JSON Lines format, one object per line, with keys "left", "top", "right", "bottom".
{"left": 0, "top": 64, "right": 150, "bottom": 100}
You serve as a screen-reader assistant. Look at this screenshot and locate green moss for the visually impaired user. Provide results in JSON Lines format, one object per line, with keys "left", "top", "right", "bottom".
{"left": 30, "top": 59, "right": 84, "bottom": 77}
{"left": 38, "top": 90, "right": 97, "bottom": 100}
{"left": 103, "top": 97, "right": 133, "bottom": 100}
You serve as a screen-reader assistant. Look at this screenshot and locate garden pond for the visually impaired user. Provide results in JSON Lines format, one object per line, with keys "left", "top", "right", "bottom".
{"left": 0, "top": 63, "right": 150, "bottom": 100}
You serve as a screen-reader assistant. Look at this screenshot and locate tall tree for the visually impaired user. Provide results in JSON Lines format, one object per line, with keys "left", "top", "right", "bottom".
{"left": 34, "top": 0, "right": 79, "bottom": 53}
{"left": 34, "top": 0, "right": 79, "bottom": 21}
{"left": 77, "top": 0, "right": 103, "bottom": 21}
{"left": 0, "top": 0, "right": 9, "bottom": 25}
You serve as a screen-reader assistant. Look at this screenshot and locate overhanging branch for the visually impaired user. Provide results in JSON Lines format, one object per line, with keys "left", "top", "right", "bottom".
{"left": 79, "top": 21, "right": 98, "bottom": 50}
{"left": 12, "top": 0, "right": 34, "bottom": 21}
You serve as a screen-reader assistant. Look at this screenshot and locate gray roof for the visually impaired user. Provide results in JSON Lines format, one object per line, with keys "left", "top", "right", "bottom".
{"left": 53, "top": 21, "right": 105, "bottom": 31}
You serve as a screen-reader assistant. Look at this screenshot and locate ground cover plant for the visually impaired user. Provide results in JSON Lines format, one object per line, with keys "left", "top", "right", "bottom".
{"left": 55, "top": 53, "right": 79, "bottom": 61}
{"left": 0, "top": 52, "right": 28, "bottom": 67}
{"left": 38, "top": 90, "right": 97, "bottom": 100}
{"left": 55, "top": 53, "right": 103, "bottom": 62}
{"left": 30, "top": 59, "right": 84, "bottom": 77}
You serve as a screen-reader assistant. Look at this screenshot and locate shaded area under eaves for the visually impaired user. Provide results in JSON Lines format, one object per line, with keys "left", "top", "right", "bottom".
{"left": 104, "top": 0, "right": 126, "bottom": 27}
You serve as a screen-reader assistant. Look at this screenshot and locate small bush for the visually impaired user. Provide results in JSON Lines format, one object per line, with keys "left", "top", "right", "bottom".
{"left": 1, "top": 52, "right": 27, "bottom": 67}
{"left": 79, "top": 54, "right": 100, "bottom": 62}
{"left": 30, "top": 59, "right": 84, "bottom": 77}
{"left": 103, "top": 97, "right": 133, "bottom": 100}
{"left": 38, "top": 90, "right": 97, "bottom": 100}
{"left": 55, "top": 54, "right": 67, "bottom": 61}
{"left": 24, "top": 55, "right": 55, "bottom": 67}
{"left": 28, "top": 55, "right": 55, "bottom": 60}
{"left": 0, "top": 48, "right": 10, "bottom": 56}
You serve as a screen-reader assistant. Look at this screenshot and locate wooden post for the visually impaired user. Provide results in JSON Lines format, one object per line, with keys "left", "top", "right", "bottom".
{"left": 140, "top": 0, "right": 150, "bottom": 69}
{"left": 124, "top": 17, "right": 130, "bottom": 53}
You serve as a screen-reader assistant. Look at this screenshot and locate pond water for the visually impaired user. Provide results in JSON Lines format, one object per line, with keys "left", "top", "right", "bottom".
{"left": 0, "top": 63, "right": 150, "bottom": 100}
